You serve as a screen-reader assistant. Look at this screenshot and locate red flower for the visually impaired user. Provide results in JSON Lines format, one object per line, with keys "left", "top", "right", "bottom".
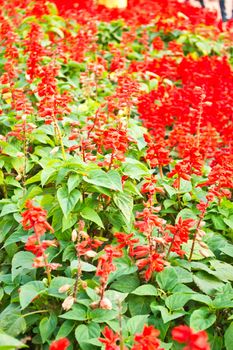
{"left": 50, "top": 338, "right": 70, "bottom": 350}
{"left": 132, "top": 325, "right": 163, "bottom": 350}
{"left": 166, "top": 217, "right": 195, "bottom": 256}
{"left": 136, "top": 252, "right": 167, "bottom": 281}
{"left": 22, "top": 200, "right": 54, "bottom": 236}
{"left": 99, "top": 326, "right": 120, "bottom": 350}
{"left": 152, "top": 37, "right": 164, "bottom": 51}
{"left": 172, "top": 325, "right": 210, "bottom": 350}
{"left": 114, "top": 232, "right": 139, "bottom": 255}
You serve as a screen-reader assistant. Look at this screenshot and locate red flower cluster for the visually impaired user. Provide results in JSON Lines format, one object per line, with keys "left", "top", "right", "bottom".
{"left": 99, "top": 326, "right": 121, "bottom": 350}
{"left": 132, "top": 325, "right": 163, "bottom": 350}
{"left": 50, "top": 338, "right": 70, "bottom": 350}
{"left": 172, "top": 325, "right": 210, "bottom": 350}
{"left": 22, "top": 200, "right": 60, "bottom": 272}
{"left": 95, "top": 246, "right": 122, "bottom": 307}
{"left": 99, "top": 325, "right": 210, "bottom": 350}
{"left": 166, "top": 217, "right": 195, "bottom": 256}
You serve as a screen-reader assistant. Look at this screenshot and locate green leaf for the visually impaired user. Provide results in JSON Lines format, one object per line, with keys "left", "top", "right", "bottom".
{"left": 48, "top": 277, "right": 74, "bottom": 298}
{"left": 220, "top": 244, "right": 233, "bottom": 257}
{"left": 75, "top": 325, "right": 89, "bottom": 343}
{"left": 84, "top": 169, "right": 122, "bottom": 192}
{"left": 183, "top": 240, "right": 214, "bottom": 260}
{"left": 60, "top": 304, "right": 87, "bottom": 321}
{"left": 151, "top": 305, "right": 185, "bottom": 323}
{"left": 176, "top": 209, "right": 197, "bottom": 221}
{"left": 68, "top": 174, "right": 82, "bottom": 193}
{"left": 156, "top": 267, "right": 178, "bottom": 291}
{"left": 11, "top": 251, "right": 34, "bottom": 280}
{"left": 75, "top": 322, "right": 100, "bottom": 348}
{"left": 71, "top": 260, "right": 96, "bottom": 273}
{"left": 80, "top": 207, "right": 104, "bottom": 228}
{"left": 163, "top": 184, "right": 176, "bottom": 198}
{"left": 122, "top": 159, "right": 150, "bottom": 180}
{"left": 39, "top": 313, "right": 57, "bottom": 343}
{"left": 224, "top": 216, "right": 233, "bottom": 229}
{"left": 4, "top": 228, "right": 28, "bottom": 247}
{"left": 113, "top": 192, "right": 133, "bottom": 224}
{"left": 174, "top": 267, "right": 193, "bottom": 283}
{"left": 7, "top": 317, "right": 27, "bottom": 338}
{"left": 0, "top": 330, "right": 26, "bottom": 349}
{"left": 111, "top": 273, "right": 140, "bottom": 292}
{"left": 193, "top": 271, "right": 224, "bottom": 295}
{"left": 190, "top": 307, "right": 216, "bottom": 331}
{"left": 212, "top": 295, "right": 233, "bottom": 309}
{"left": 127, "top": 315, "right": 149, "bottom": 334}
{"left": 0, "top": 305, "right": 26, "bottom": 337}
{"left": 90, "top": 309, "right": 118, "bottom": 323}
{"left": 165, "top": 293, "right": 193, "bottom": 311}
{"left": 62, "top": 213, "right": 77, "bottom": 232}
{"left": 41, "top": 167, "right": 57, "bottom": 186}
{"left": 190, "top": 294, "right": 212, "bottom": 306}
{"left": 128, "top": 295, "right": 153, "bottom": 316}
{"left": 225, "top": 322, "right": 233, "bottom": 350}
{"left": 211, "top": 215, "right": 227, "bottom": 230}
{"left": 132, "top": 284, "right": 157, "bottom": 296}
{"left": 56, "top": 320, "right": 75, "bottom": 339}
{"left": 0, "top": 204, "right": 18, "bottom": 217}
{"left": 57, "top": 187, "right": 81, "bottom": 217}
{"left": 19, "top": 281, "right": 46, "bottom": 309}
{"left": 179, "top": 179, "right": 192, "bottom": 193}
{"left": 210, "top": 260, "right": 233, "bottom": 282}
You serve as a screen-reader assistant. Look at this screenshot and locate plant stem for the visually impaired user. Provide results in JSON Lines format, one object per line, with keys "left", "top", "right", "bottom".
{"left": 177, "top": 176, "right": 181, "bottom": 208}
{"left": 159, "top": 165, "right": 163, "bottom": 178}
{"left": 188, "top": 217, "right": 202, "bottom": 262}
{"left": 42, "top": 251, "right": 52, "bottom": 286}
{"left": 166, "top": 234, "right": 175, "bottom": 260}
{"left": 22, "top": 310, "right": 49, "bottom": 318}
{"left": 118, "top": 300, "right": 124, "bottom": 350}
{"left": 54, "top": 119, "right": 66, "bottom": 160}
{"left": 73, "top": 230, "right": 82, "bottom": 299}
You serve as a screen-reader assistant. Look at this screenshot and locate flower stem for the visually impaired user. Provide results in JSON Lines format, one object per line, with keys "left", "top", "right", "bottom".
{"left": 188, "top": 217, "right": 202, "bottom": 262}
{"left": 22, "top": 310, "right": 49, "bottom": 318}
{"left": 118, "top": 300, "right": 124, "bottom": 350}
{"left": 73, "top": 230, "right": 82, "bottom": 299}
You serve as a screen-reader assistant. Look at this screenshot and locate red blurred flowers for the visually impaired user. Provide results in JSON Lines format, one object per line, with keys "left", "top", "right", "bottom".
{"left": 132, "top": 325, "right": 163, "bottom": 350}
{"left": 50, "top": 338, "right": 70, "bottom": 350}
{"left": 172, "top": 325, "right": 210, "bottom": 350}
{"left": 22, "top": 200, "right": 60, "bottom": 280}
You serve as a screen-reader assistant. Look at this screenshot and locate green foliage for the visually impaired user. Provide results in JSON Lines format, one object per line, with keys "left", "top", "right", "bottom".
{"left": 0, "top": 0, "right": 232, "bottom": 349}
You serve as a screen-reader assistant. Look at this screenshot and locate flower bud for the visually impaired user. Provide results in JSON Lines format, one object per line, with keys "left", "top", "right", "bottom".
{"left": 71, "top": 229, "right": 78, "bottom": 242}
{"left": 95, "top": 287, "right": 101, "bottom": 295}
{"left": 199, "top": 241, "right": 208, "bottom": 249}
{"left": 50, "top": 147, "right": 59, "bottom": 155}
{"left": 81, "top": 281, "right": 88, "bottom": 289}
{"left": 16, "top": 152, "right": 24, "bottom": 158}
{"left": 59, "top": 284, "right": 71, "bottom": 293}
{"left": 85, "top": 250, "right": 97, "bottom": 258}
{"left": 199, "top": 249, "right": 210, "bottom": 258}
{"left": 62, "top": 296, "right": 75, "bottom": 311}
{"left": 100, "top": 297, "right": 112, "bottom": 310}
{"left": 90, "top": 301, "right": 99, "bottom": 309}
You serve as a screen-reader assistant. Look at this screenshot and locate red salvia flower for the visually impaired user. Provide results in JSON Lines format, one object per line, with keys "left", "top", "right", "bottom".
{"left": 99, "top": 326, "right": 120, "bottom": 350}
{"left": 50, "top": 338, "right": 70, "bottom": 350}
{"left": 22, "top": 200, "right": 54, "bottom": 236}
{"left": 132, "top": 325, "right": 164, "bottom": 350}
{"left": 166, "top": 217, "right": 195, "bottom": 256}
{"left": 172, "top": 325, "right": 210, "bottom": 350}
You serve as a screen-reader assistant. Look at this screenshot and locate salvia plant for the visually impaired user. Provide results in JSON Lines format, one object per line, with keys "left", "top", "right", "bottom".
{"left": 0, "top": 0, "right": 232, "bottom": 349}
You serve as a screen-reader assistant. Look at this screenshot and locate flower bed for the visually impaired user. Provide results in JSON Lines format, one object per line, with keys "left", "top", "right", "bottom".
{"left": 0, "top": 0, "right": 232, "bottom": 349}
